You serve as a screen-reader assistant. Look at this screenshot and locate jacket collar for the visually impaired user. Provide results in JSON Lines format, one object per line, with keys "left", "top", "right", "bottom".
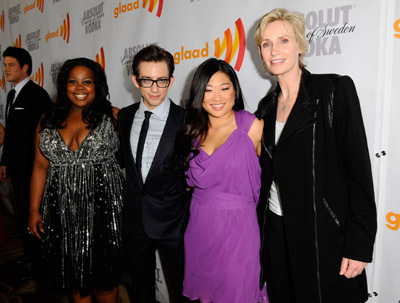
{"left": 263, "top": 68, "right": 319, "bottom": 153}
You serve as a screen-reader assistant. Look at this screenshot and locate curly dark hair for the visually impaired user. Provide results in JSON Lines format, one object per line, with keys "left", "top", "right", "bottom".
{"left": 40, "top": 57, "right": 113, "bottom": 130}
{"left": 176, "top": 58, "right": 245, "bottom": 173}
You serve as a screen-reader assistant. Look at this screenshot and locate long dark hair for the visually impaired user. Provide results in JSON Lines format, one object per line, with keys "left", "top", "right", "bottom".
{"left": 40, "top": 57, "right": 113, "bottom": 130}
{"left": 176, "top": 58, "right": 245, "bottom": 173}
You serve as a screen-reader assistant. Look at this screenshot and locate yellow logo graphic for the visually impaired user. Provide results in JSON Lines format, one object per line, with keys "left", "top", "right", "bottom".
{"left": 114, "top": 0, "right": 163, "bottom": 19}
{"left": 394, "top": 18, "right": 400, "bottom": 38}
{"left": 386, "top": 212, "right": 400, "bottom": 230}
{"left": 0, "top": 73, "right": 6, "bottom": 93}
{"left": 173, "top": 44, "right": 209, "bottom": 66}
{"left": 46, "top": 13, "right": 70, "bottom": 43}
{"left": 0, "top": 10, "right": 4, "bottom": 32}
{"left": 60, "top": 13, "right": 70, "bottom": 43}
{"left": 37, "top": 0, "right": 44, "bottom": 13}
{"left": 14, "top": 34, "right": 22, "bottom": 48}
{"left": 214, "top": 18, "right": 245, "bottom": 71}
{"left": 142, "top": 0, "right": 163, "bottom": 17}
{"left": 173, "top": 18, "right": 246, "bottom": 72}
{"left": 24, "top": 0, "right": 44, "bottom": 14}
{"left": 30, "top": 62, "right": 44, "bottom": 88}
{"left": 95, "top": 47, "right": 105, "bottom": 70}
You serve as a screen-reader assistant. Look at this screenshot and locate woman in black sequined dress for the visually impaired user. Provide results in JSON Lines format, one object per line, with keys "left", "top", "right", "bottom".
{"left": 28, "top": 58, "right": 124, "bottom": 303}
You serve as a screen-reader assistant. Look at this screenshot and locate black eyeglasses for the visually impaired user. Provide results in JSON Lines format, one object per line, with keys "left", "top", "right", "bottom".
{"left": 137, "top": 78, "right": 171, "bottom": 88}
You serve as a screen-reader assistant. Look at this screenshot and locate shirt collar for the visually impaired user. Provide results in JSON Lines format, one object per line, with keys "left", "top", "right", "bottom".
{"left": 139, "top": 97, "right": 170, "bottom": 121}
{"left": 13, "top": 77, "right": 30, "bottom": 95}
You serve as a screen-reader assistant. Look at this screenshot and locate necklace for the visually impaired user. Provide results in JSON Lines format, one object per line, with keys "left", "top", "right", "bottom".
{"left": 279, "top": 86, "right": 299, "bottom": 112}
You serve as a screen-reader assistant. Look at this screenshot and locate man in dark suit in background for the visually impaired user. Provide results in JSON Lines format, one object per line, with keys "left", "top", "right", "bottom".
{"left": 0, "top": 47, "right": 52, "bottom": 266}
{"left": 118, "top": 45, "right": 187, "bottom": 303}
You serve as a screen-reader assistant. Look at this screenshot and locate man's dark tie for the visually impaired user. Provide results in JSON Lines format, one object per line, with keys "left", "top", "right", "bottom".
{"left": 136, "top": 110, "right": 152, "bottom": 178}
{"left": 5, "top": 89, "right": 16, "bottom": 125}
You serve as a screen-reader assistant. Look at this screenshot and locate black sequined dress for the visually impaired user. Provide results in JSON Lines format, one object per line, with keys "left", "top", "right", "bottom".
{"left": 39, "top": 116, "right": 124, "bottom": 296}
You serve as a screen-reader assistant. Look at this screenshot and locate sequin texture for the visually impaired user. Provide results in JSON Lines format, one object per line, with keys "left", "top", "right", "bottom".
{"left": 39, "top": 116, "right": 124, "bottom": 296}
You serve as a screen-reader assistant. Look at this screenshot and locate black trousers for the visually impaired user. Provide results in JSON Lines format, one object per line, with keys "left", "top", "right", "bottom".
{"left": 9, "top": 172, "right": 40, "bottom": 262}
{"left": 265, "top": 210, "right": 296, "bottom": 303}
{"left": 124, "top": 233, "right": 184, "bottom": 303}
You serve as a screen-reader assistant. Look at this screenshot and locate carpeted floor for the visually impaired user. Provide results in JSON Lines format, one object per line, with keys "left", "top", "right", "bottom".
{"left": 0, "top": 211, "right": 130, "bottom": 303}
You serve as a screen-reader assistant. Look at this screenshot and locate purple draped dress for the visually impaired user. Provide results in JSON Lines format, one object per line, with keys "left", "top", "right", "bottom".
{"left": 183, "top": 110, "right": 268, "bottom": 303}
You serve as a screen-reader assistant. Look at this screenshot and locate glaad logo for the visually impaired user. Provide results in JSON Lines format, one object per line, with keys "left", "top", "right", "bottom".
{"left": 214, "top": 18, "right": 245, "bottom": 71}
{"left": 9, "top": 4, "right": 21, "bottom": 25}
{"left": 37, "top": 0, "right": 44, "bottom": 12}
{"left": 82, "top": 2, "right": 104, "bottom": 35}
{"left": 46, "top": 13, "right": 70, "bottom": 43}
{"left": 304, "top": 5, "right": 355, "bottom": 57}
{"left": 30, "top": 62, "right": 45, "bottom": 88}
{"left": 14, "top": 34, "right": 22, "bottom": 48}
{"left": 0, "top": 10, "right": 4, "bottom": 32}
{"left": 394, "top": 18, "right": 400, "bottom": 38}
{"left": 0, "top": 73, "right": 6, "bottom": 93}
{"left": 26, "top": 29, "right": 41, "bottom": 52}
{"left": 143, "top": 0, "right": 163, "bottom": 17}
{"left": 386, "top": 212, "right": 400, "bottom": 230}
{"left": 60, "top": 13, "right": 71, "bottom": 43}
{"left": 173, "top": 18, "right": 246, "bottom": 72}
{"left": 24, "top": 0, "right": 44, "bottom": 14}
{"left": 120, "top": 42, "right": 158, "bottom": 76}
{"left": 114, "top": 0, "right": 163, "bottom": 19}
{"left": 95, "top": 47, "right": 105, "bottom": 70}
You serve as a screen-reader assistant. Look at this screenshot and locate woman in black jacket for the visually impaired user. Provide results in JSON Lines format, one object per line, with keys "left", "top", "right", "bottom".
{"left": 254, "top": 8, "right": 377, "bottom": 303}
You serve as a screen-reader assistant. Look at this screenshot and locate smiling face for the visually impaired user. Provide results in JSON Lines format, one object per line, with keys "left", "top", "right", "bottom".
{"left": 260, "top": 20, "right": 301, "bottom": 77}
{"left": 66, "top": 65, "right": 96, "bottom": 110}
{"left": 3, "top": 56, "right": 29, "bottom": 85}
{"left": 132, "top": 61, "right": 174, "bottom": 110}
{"left": 202, "top": 71, "right": 236, "bottom": 119}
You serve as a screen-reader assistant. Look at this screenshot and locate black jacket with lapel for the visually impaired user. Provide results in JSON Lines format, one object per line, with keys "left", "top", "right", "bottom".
{"left": 256, "top": 69, "right": 376, "bottom": 302}
{"left": 1, "top": 79, "right": 52, "bottom": 179}
{"left": 118, "top": 100, "right": 187, "bottom": 240}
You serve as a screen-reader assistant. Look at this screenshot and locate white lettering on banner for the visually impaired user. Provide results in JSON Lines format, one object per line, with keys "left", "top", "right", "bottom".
{"left": 304, "top": 5, "right": 355, "bottom": 57}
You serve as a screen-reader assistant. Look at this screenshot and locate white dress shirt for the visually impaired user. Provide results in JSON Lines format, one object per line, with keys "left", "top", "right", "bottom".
{"left": 130, "top": 98, "right": 170, "bottom": 181}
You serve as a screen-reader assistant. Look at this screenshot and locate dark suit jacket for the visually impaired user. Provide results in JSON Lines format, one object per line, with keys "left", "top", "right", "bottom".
{"left": 1, "top": 79, "right": 52, "bottom": 180}
{"left": 118, "top": 100, "right": 187, "bottom": 240}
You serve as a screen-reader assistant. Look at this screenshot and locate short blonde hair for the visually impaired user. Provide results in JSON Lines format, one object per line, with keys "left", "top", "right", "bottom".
{"left": 254, "top": 8, "right": 308, "bottom": 68}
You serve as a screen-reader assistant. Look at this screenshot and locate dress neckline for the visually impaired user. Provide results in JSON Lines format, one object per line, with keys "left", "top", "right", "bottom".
{"left": 199, "top": 128, "right": 239, "bottom": 157}
{"left": 199, "top": 111, "right": 240, "bottom": 157}
{"left": 56, "top": 127, "right": 94, "bottom": 153}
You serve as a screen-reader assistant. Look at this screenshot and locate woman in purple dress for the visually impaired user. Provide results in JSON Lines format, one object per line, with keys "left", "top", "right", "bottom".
{"left": 177, "top": 58, "right": 268, "bottom": 303}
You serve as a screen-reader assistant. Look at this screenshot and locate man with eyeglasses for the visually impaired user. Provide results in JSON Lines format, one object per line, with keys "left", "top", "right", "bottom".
{"left": 118, "top": 45, "right": 187, "bottom": 303}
